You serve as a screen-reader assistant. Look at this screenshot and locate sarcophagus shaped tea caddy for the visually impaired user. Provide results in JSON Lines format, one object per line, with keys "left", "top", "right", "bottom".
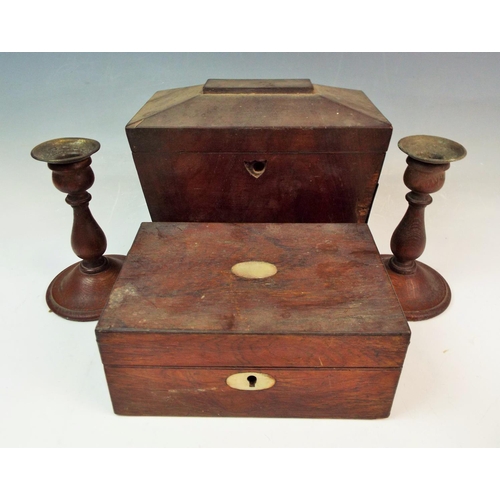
{"left": 125, "top": 79, "right": 392, "bottom": 224}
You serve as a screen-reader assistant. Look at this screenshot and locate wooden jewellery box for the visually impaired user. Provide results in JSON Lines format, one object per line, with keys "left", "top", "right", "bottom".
{"left": 95, "top": 222, "right": 411, "bottom": 419}
{"left": 125, "top": 79, "right": 392, "bottom": 224}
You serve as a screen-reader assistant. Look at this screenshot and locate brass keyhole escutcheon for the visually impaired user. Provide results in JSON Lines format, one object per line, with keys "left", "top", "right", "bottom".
{"left": 244, "top": 160, "right": 267, "bottom": 179}
{"left": 226, "top": 372, "right": 276, "bottom": 391}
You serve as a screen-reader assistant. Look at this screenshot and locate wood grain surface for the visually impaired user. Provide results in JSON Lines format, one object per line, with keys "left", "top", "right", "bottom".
{"left": 130, "top": 152, "right": 385, "bottom": 223}
{"left": 126, "top": 79, "right": 392, "bottom": 224}
{"left": 96, "top": 222, "right": 410, "bottom": 418}
{"left": 104, "top": 366, "right": 402, "bottom": 418}
{"left": 97, "top": 223, "right": 410, "bottom": 335}
{"left": 98, "top": 332, "right": 409, "bottom": 368}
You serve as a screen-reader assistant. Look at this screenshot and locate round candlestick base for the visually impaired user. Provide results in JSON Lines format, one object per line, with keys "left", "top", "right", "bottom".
{"left": 46, "top": 255, "right": 125, "bottom": 322}
{"left": 381, "top": 255, "right": 451, "bottom": 321}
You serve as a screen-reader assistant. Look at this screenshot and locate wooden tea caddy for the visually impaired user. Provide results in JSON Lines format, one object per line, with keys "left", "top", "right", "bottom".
{"left": 125, "top": 79, "right": 392, "bottom": 224}
{"left": 92, "top": 78, "right": 416, "bottom": 419}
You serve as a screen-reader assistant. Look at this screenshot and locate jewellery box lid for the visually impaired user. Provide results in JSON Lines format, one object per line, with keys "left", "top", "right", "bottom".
{"left": 97, "top": 222, "right": 409, "bottom": 336}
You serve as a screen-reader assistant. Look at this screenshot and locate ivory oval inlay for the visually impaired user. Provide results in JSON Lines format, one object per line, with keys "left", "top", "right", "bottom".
{"left": 226, "top": 372, "right": 276, "bottom": 391}
{"left": 231, "top": 261, "right": 277, "bottom": 279}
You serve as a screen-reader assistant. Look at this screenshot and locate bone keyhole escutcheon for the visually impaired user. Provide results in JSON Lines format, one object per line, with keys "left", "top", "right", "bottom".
{"left": 226, "top": 372, "right": 276, "bottom": 391}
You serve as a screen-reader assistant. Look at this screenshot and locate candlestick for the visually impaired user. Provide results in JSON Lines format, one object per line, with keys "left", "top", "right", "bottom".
{"left": 31, "top": 138, "right": 125, "bottom": 321}
{"left": 381, "top": 135, "right": 466, "bottom": 321}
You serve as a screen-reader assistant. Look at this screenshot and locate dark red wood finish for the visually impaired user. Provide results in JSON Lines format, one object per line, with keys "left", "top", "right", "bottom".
{"left": 382, "top": 135, "right": 466, "bottom": 321}
{"left": 96, "top": 223, "right": 410, "bottom": 419}
{"left": 382, "top": 150, "right": 463, "bottom": 321}
{"left": 98, "top": 333, "right": 409, "bottom": 368}
{"left": 32, "top": 138, "right": 125, "bottom": 321}
{"left": 104, "top": 367, "right": 402, "bottom": 419}
{"left": 125, "top": 79, "right": 392, "bottom": 224}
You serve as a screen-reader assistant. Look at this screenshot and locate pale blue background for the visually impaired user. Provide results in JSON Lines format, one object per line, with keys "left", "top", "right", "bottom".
{"left": 1, "top": 53, "right": 499, "bottom": 448}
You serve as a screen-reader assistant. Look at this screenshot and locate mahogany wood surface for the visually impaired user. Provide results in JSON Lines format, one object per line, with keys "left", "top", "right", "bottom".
{"left": 125, "top": 79, "right": 392, "bottom": 224}
{"left": 96, "top": 222, "right": 410, "bottom": 418}
{"left": 98, "top": 332, "right": 409, "bottom": 369}
{"left": 383, "top": 157, "right": 453, "bottom": 320}
{"left": 47, "top": 255, "right": 125, "bottom": 321}
{"left": 131, "top": 152, "right": 385, "bottom": 223}
{"left": 97, "top": 223, "right": 410, "bottom": 336}
{"left": 104, "top": 366, "right": 402, "bottom": 419}
{"left": 31, "top": 139, "right": 125, "bottom": 321}
{"left": 382, "top": 135, "right": 466, "bottom": 321}
{"left": 202, "top": 78, "right": 314, "bottom": 94}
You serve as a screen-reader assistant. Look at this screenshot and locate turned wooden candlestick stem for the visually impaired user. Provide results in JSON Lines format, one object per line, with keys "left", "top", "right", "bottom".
{"left": 31, "top": 138, "right": 125, "bottom": 321}
{"left": 382, "top": 135, "right": 466, "bottom": 321}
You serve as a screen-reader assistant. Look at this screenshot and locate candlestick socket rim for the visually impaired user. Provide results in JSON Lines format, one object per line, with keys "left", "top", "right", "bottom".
{"left": 398, "top": 135, "right": 466, "bottom": 164}
{"left": 31, "top": 137, "right": 100, "bottom": 164}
